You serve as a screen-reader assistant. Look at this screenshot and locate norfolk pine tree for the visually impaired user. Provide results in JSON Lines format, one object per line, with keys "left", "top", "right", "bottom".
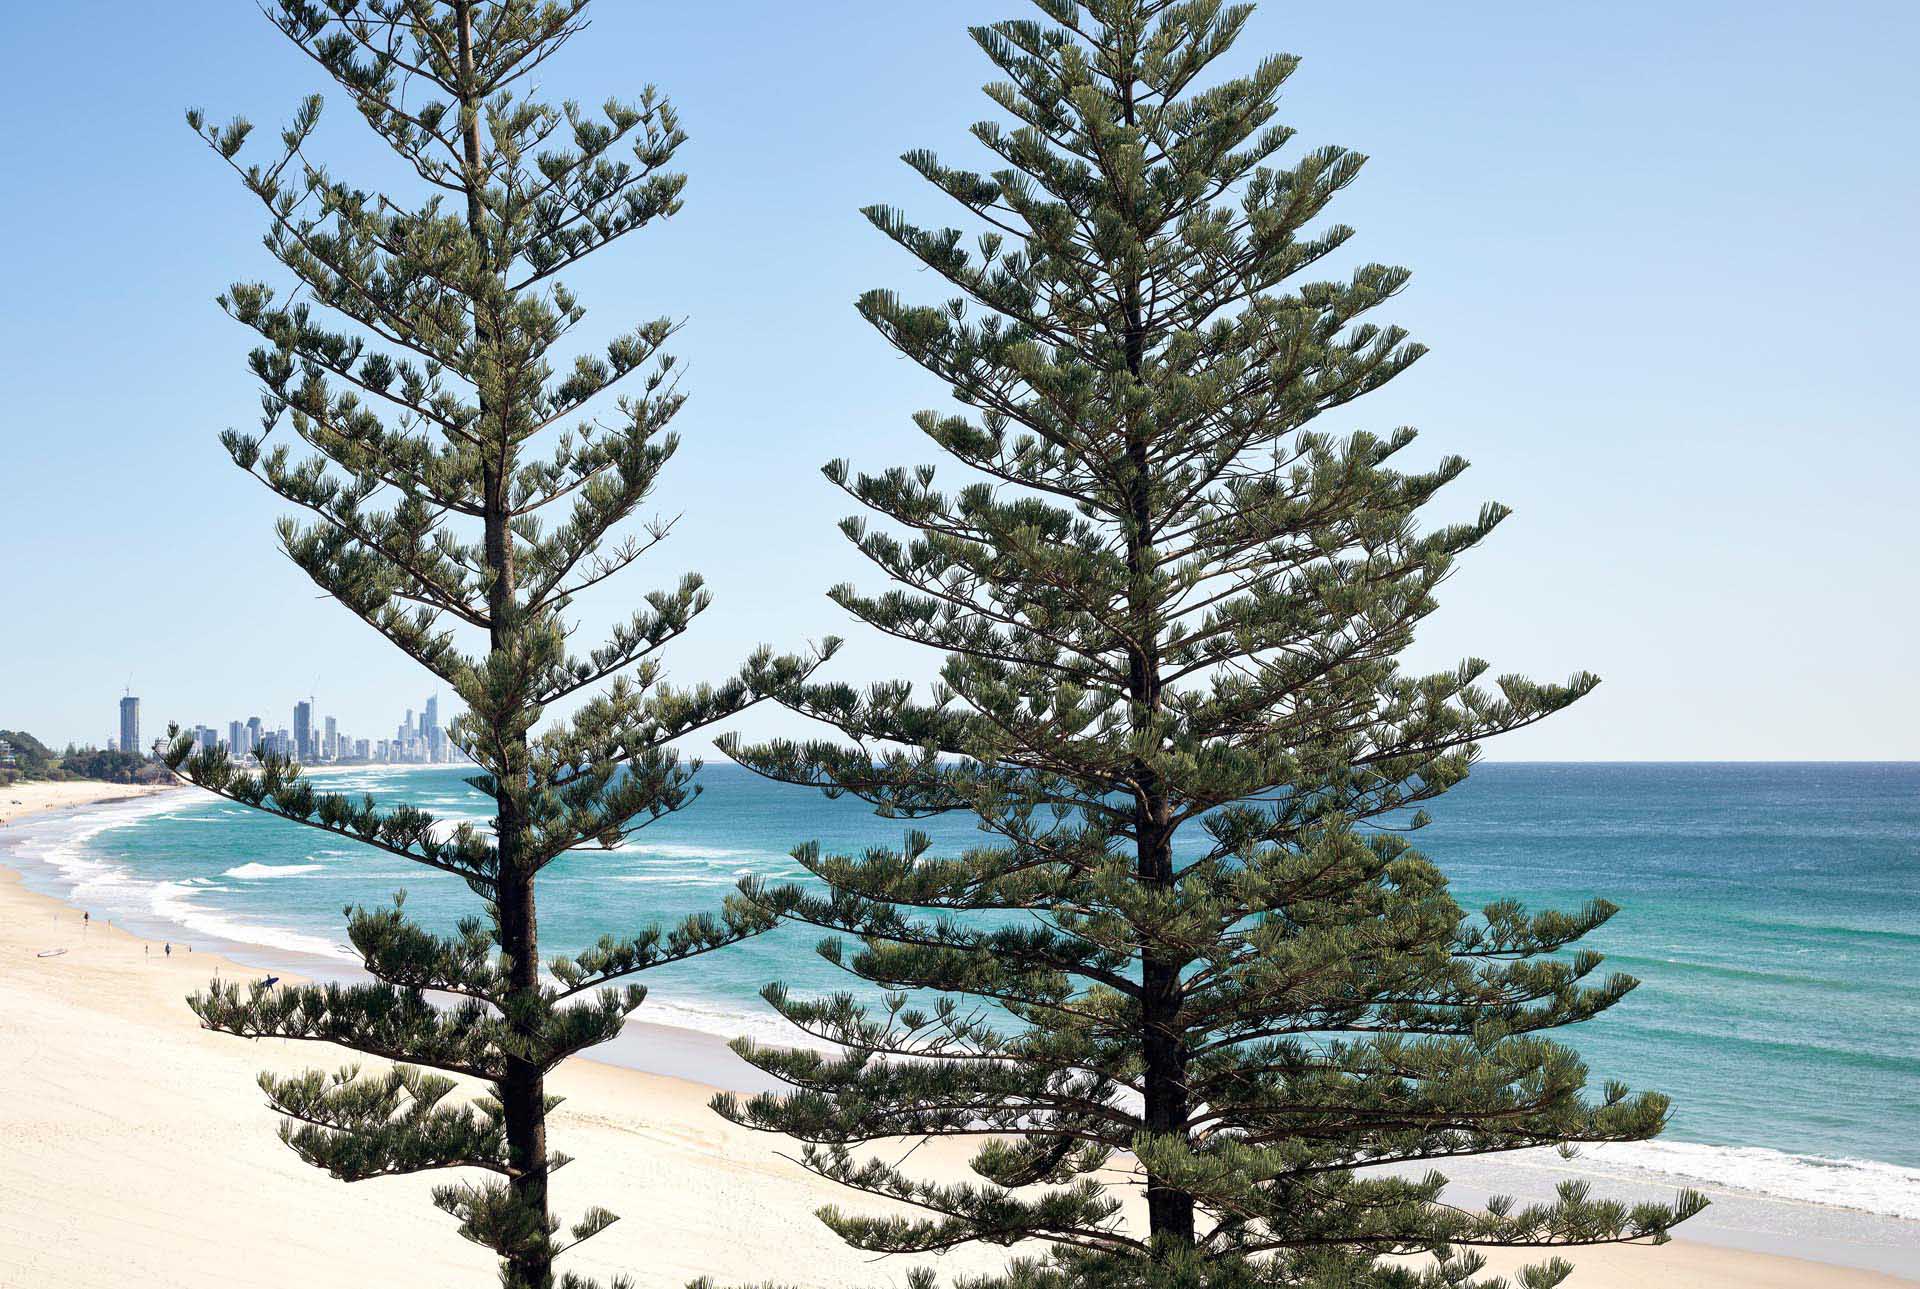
{"left": 714, "top": 3, "right": 1705, "bottom": 1285}
{"left": 163, "top": 4, "right": 827, "bottom": 1286}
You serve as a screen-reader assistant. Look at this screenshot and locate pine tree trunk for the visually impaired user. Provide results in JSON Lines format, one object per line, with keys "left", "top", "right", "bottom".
{"left": 1140, "top": 828, "right": 1195, "bottom": 1247}
{"left": 1135, "top": 683, "right": 1194, "bottom": 1248}
{"left": 497, "top": 853, "right": 549, "bottom": 1287}
{"left": 459, "top": 5, "right": 549, "bottom": 1283}
{"left": 1121, "top": 189, "right": 1197, "bottom": 1246}
{"left": 484, "top": 407, "right": 551, "bottom": 1286}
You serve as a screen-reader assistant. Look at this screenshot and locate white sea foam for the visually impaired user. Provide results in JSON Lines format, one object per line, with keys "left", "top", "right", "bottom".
{"left": 625, "top": 992, "right": 833, "bottom": 1051}
{"left": 608, "top": 874, "right": 735, "bottom": 886}
{"left": 1585, "top": 1140, "right": 1920, "bottom": 1220}
{"left": 607, "top": 842, "right": 759, "bottom": 860}
{"left": 8, "top": 794, "right": 192, "bottom": 901}
{"left": 223, "top": 862, "right": 325, "bottom": 879}
{"left": 426, "top": 816, "right": 496, "bottom": 843}
{"left": 4, "top": 795, "right": 351, "bottom": 961}
{"left": 147, "top": 880, "right": 352, "bottom": 961}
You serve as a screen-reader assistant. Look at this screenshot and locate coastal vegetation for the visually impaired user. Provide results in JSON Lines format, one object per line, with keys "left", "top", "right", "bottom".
{"left": 0, "top": 730, "right": 59, "bottom": 781}
{"left": 713, "top": 1, "right": 1707, "bottom": 1285}
{"left": 49, "top": 746, "right": 165, "bottom": 785}
{"left": 161, "top": 2, "right": 821, "bottom": 1286}
{"left": 0, "top": 730, "right": 164, "bottom": 785}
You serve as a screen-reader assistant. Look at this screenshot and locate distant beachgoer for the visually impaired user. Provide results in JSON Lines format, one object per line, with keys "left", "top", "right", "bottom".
{"left": 83, "top": 911, "right": 89, "bottom": 927}
{"left": 165, "top": 943, "right": 171, "bottom": 957}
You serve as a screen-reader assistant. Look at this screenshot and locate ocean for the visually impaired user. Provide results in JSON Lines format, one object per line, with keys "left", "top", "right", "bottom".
{"left": 6, "top": 761, "right": 1917, "bottom": 1223}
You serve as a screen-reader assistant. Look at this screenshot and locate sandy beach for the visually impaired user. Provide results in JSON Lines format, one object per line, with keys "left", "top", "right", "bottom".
{"left": 0, "top": 779, "right": 186, "bottom": 827}
{"left": 1, "top": 780, "right": 1913, "bottom": 1289}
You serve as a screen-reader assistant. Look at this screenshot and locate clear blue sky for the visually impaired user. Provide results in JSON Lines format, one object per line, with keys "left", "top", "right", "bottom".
{"left": 2, "top": 1, "right": 1914, "bottom": 760}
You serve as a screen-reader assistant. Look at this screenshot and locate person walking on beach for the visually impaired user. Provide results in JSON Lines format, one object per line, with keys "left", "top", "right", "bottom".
{"left": 164, "top": 942, "right": 171, "bottom": 958}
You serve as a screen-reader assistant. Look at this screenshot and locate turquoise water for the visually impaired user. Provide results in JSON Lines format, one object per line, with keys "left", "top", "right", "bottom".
{"left": 9, "top": 761, "right": 1917, "bottom": 1214}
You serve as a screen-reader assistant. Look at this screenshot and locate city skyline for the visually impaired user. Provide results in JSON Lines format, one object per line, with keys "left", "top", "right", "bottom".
{"left": 109, "top": 688, "right": 462, "bottom": 767}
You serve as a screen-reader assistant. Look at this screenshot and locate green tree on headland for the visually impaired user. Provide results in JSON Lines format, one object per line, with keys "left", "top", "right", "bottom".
{"left": 0, "top": 730, "right": 60, "bottom": 780}
{"left": 164, "top": 3, "right": 827, "bottom": 1285}
{"left": 713, "top": 2, "right": 1703, "bottom": 1285}
{"left": 59, "top": 746, "right": 164, "bottom": 785}
{"left": 0, "top": 732, "right": 163, "bottom": 784}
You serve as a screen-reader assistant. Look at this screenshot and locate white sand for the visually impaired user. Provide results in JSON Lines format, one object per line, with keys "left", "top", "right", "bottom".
{"left": 0, "top": 779, "right": 186, "bottom": 826}
{"left": 0, "top": 780, "right": 1911, "bottom": 1288}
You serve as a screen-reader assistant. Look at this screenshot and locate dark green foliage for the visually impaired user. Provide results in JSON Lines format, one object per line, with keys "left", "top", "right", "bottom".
{"left": 58, "top": 747, "right": 166, "bottom": 783}
{"left": 10, "top": 737, "right": 168, "bottom": 784}
{"left": 0, "top": 730, "right": 60, "bottom": 779}
{"left": 713, "top": 2, "right": 1703, "bottom": 1285}
{"left": 168, "top": 4, "right": 827, "bottom": 1286}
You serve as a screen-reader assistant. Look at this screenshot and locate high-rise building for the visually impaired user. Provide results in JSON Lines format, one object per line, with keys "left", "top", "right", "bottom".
{"left": 118, "top": 693, "right": 141, "bottom": 760}
{"left": 229, "top": 720, "right": 245, "bottom": 756}
{"left": 324, "top": 715, "right": 338, "bottom": 760}
{"left": 293, "top": 700, "right": 313, "bottom": 761}
{"left": 246, "top": 716, "right": 263, "bottom": 755}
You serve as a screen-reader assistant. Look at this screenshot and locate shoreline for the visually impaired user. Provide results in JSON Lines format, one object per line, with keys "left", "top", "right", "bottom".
{"left": 2, "top": 781, "right": 1916, "bottom": 1286}
{"left": 0, "top": 778, "right": 189, "bottom": 826}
